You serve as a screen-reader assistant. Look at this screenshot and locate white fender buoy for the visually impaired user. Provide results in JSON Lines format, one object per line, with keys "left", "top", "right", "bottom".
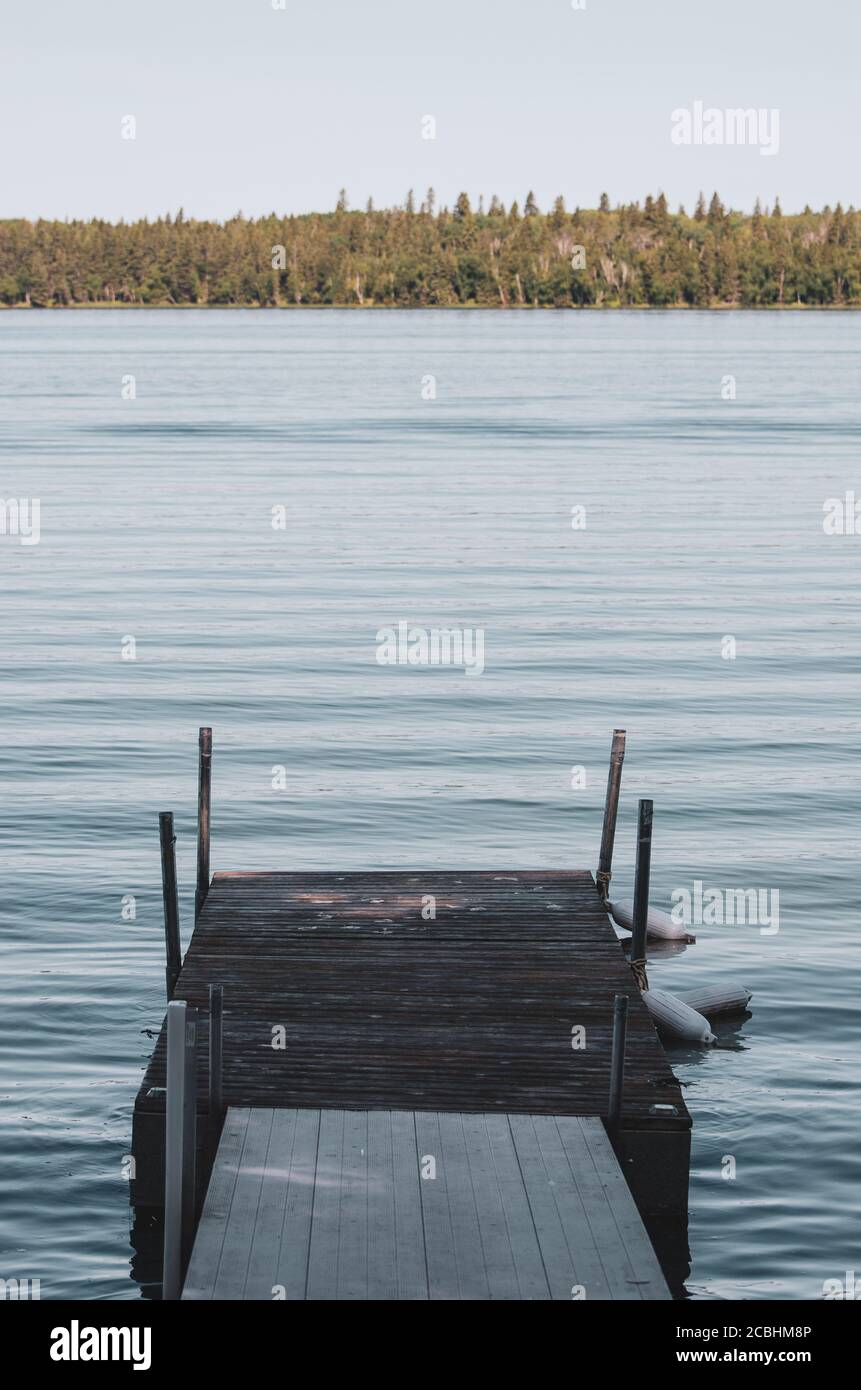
{"left": 642, "top": 987, "right": 716, "bottom": 1045}
{"left": 608, "top": 899, "right": 694, "bottom": 942}
{"left": 678, "top": 983, "right": 752, "bottom": 1018}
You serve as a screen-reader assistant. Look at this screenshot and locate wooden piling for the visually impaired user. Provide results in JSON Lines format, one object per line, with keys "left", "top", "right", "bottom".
{"left": 631, "top": 799, "right": 653, "bottom": 991}
{"left": 195, "top": 727, "right": 212, "bottom": 923}
{"left": 597, "top": 729, "right": 626, "bottom": 901}
{"left": 608, "top": 992, "right": 628, "bottom": 1130}
{"left": 181, "top": 1006, "right": 198, "bottom": 1270}
{"left": 208, "top": 985, "right": 223, "bottom": 1120}
{"left": 162, "top": 999, "right": 187, "bottom": 1301}
{"left": 159, "top": 812, "right": 182, "bottom": 1000}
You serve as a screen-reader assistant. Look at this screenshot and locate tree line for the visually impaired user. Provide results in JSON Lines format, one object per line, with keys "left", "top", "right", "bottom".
{"left": 2, "top": 191, "right": 860, "bottom": 308}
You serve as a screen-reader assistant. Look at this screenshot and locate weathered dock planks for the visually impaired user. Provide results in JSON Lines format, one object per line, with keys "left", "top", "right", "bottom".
{"left": 182, "top": 1106, "right": 671, "bottom": 1301}
{"left": 134, "top": 870, "right": 687, "bottom": 1141}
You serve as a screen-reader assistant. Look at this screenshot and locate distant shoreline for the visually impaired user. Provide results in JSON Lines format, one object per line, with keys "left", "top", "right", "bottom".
{"left": 4, "top": 197, "right": 859, "bottom": 309}
{"left": 1, "top": 302, "right": 857, "bottom": 311}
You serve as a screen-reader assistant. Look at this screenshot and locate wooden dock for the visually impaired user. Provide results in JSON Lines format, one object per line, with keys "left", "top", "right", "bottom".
{"left": 130, "top": 728, "right": 692, "bottom": 1300}
{"left": 132, "top": 869, "right": 691, "bottom": 1295}
{"left": 182, "top": 1106, "right": 671, "bottom": 1301}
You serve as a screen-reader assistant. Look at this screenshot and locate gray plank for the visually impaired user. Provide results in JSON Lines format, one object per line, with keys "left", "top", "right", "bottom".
{"left": 482, "top": 1114, "right": 551, "bottom": 1300}
{"left": 435, "top": 1113, "right": 490, "bottom": 1299}
{"left": 414, "top": 1111, "right": 459, "bottom": 1299}
{"left": 211, "top": 1107, "right": 275, "bottom": 1299}
{"left": 460, "top": 1114, "right": 521, "bottom": 1299}
{"left": 509, "top": 1112, "right": 612, "bottom": 1299}
{"left": 365, "top": 1111, "right": 397, "bottom": 1300}
{"left": 305, "top": 1108, "right": 345, "bottom": 1300}
{"left": 536, "top": 1114, "right": 638, "bottom": 1299}
{"left": 182, "top": 1108, "right": 249, "bottom": 1300}
{"left": 273, "top": 1107, "right": 320, "bottom": 1299}
{"left": 389, "top": 1110, "right": 428, "bottom": 1299}
{"left": 243, "top": 1108, "right": 299, "bottom": 1299}
{"left": 336, "top": 1110, "right": 369, "bottom": 1300}
{"left": 571, "top": 1118, "right": 671, "bottom": 1300}
{"left": 533, "top": 1114, "right": 639, "bottom": 1299}
{"left": 551, "top": 1117, "right": 644, "bottom": 1298}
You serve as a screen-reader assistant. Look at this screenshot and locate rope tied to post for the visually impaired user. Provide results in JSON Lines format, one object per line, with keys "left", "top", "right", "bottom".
{"left": 596, "top": 729, "right": 626, "bottom": 899}
{"left": 629, "top": 798, "right": 653, "bottom": 996}
{"left": 630, "top": 958, "right": 649, "bottom": 993}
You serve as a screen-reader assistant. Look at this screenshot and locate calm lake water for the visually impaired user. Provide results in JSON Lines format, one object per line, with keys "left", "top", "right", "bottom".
{"left": 1, "top": 308, "right": 859, "bottom": 1300}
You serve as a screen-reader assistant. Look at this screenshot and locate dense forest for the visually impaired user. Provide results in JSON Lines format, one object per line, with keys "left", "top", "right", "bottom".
{"left": 2, "top": 191, "right": 861, "bottom": 308}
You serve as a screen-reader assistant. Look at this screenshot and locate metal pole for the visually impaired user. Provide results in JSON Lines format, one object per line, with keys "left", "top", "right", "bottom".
{"left": 181, "top": 1005, "right": 198, "bottom": 1273}
{"left": 159, "top": 812, "right": 182, "bottom": 999}
{"left": 597, "top": 729, "right": 626, "bottom": 901}
{"left": 208, "top": 984, "right": 223, "bottom": 1119}
{"left": 162, "top": 999, "right": 186, "bottom": 1301}
{"left": 608, "top": 993, "right": 628, "bottom": 1128}
{"left": 196, "top": 726, "right": 212, "bottom": 923}
{"left": 631, "top": 798, "right": 653, "bottom": 987}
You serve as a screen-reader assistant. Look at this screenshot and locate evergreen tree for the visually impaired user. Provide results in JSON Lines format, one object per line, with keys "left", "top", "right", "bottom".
{"left": 550, "top": 195, "right": 567, "bottom": 229}
{"left": 707, "top": 192, "right": 725, "bottom": 226}
{"left": 828, "top": 204, "right": 845, "bottom": 244}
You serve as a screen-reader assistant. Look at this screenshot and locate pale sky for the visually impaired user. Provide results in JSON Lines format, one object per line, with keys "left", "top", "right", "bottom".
{"left": 2, "top": 0, "right": 857, "bottom": 220}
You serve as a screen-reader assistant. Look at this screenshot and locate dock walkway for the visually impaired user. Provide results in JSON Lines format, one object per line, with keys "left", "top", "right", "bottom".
{"left": 182, "top": 1106, "right": 671, "bottom": 1300}
{"left": 133, "top": 866, "right": 691, "bottom": 1297}
{"left": 134, "top": 869, "right": 688, "bottom": 1128}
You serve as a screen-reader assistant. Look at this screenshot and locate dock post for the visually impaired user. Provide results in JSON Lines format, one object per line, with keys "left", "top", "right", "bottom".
{"left": 195, "top": 726, "right": 212, "bottom": 924}
{"left": 597, "top": 729, "right": 626, "bottom": 902}
{"left": 181, "top": 1005, "right": 198, "bottom": 1272}
{"left": 159, "top": 812, "right": 182, "bottom": 1000}
{"left": 162, "top": 999, "right": 187, "bottom": 1301}
{"left": 208, "top": 984, "right": 223, "bottom": 1119}
{"left": 608, "top": 992, "right": 628, "bottom": 1129}
{"left": 631, "top": 798, "right": 653, "bottom": 992}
